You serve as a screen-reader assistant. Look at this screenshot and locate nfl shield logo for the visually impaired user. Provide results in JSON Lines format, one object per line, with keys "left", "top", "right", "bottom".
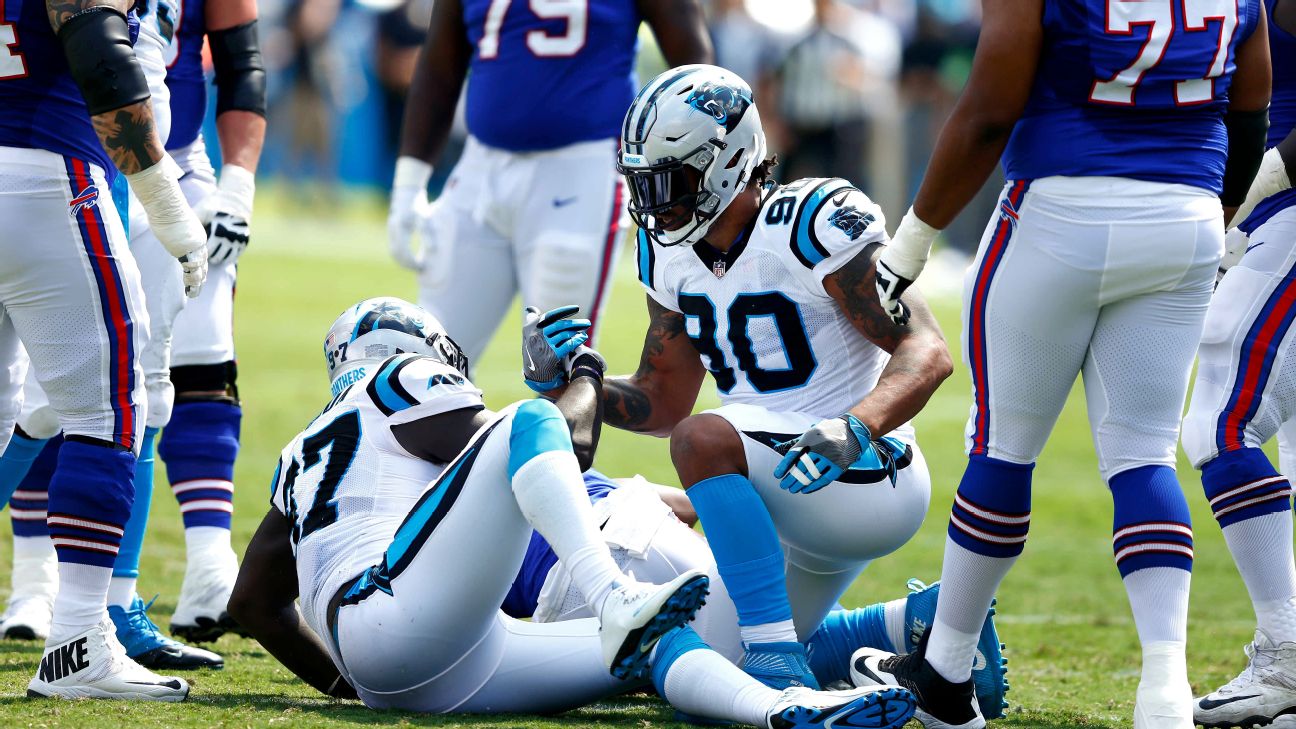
{"left": 712, "top": 260, "right": 726, "bottom": 278}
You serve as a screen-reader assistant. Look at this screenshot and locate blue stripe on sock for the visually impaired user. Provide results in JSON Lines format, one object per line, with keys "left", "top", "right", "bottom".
{"left": 1110, "top": 465, "right": 1193, "bottom": 577}
{"left": 507, "top": 399, "right": 572, "bottom": 479}
{"left": 947, "top": 455, "right": 1033, "bottom": 559}
{"left": 1202, "top": 447, "right": 1293, "bottom": 528}
{"left": 651, "top": 626, "right": 707, "bottom": 695}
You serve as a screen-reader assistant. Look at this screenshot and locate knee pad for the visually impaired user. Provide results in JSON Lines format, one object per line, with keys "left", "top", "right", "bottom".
{"left": 1180, "top": 406, "right": 1218, "bottom": 470}
{"left": 1108, "top": 465, "right": 1193, "bottom": 576}
{"left": 158, "top": 400, "right": 241, "bottom": 483}
{"left": 16, "top": 404, "right": 59, "bottom": 441}
{"left": 171, "top": 361, "right": 239, "bottom": 405}
{"left": 947, "top": 455, "right": 1033, "bottom": 559}
{"left": 507, "top": 399, "right": 571, "bottom": 478}
{"left": 1201, "top": 447, "right": 1292, "bottom": 528}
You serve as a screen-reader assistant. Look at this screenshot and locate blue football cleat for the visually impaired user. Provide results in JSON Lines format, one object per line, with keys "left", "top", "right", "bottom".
{"left": 902, "top": 579, "right": 1008, "bottom": 720}
{"left": 109, "top": 595, "right": 224, "bottom": 671}
{"left": 768, "top": 685, "right": 916, "bottom": 729}
{"left": 742, "top": 641, "right": 822, "bottom": 690}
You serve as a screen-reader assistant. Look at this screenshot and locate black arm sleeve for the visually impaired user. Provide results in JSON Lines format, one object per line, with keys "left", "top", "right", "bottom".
{"left": 209, "top": 20, "right": 266, "bottom": 117}
{"left": 1222, "top": 107, "right": 1271, "bottom": 207}
{"left": 58, "top": 7, "right": 151, "bottom": 115}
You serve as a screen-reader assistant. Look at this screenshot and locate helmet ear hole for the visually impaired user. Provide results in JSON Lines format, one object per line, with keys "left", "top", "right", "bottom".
{"left": 725, "top": 148, "right": 745, "bottom": 169}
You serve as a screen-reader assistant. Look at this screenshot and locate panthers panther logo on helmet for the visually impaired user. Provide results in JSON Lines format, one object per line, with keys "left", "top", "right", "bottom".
{"left": 324, "top": 297, "right": 468, "bottom": 394}
{"left": 685, "top": 82, "right": 752, "bottom": 134}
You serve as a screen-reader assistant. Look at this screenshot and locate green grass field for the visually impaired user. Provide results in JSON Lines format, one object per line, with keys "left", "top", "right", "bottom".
{"left": 0, "top": 207, "right": 1272, "bottom": 727}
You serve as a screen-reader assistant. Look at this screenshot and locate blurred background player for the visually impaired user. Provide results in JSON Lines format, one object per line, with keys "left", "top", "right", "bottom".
{"left": 0, "top": 0, "right": 210, "bottom": 700}
{"left": 386, "top": 0, "right": 713, "bottom": 364}
{"left": 602, "top": 64, "right": 952, "bottom": 691}
{"left": 853, "top": 0, "right": 1272, "bottom": 725}
{"left": 1180, "top": 0, "right": 1296, "bottom": 724}
{"left": 157, "top": 0, "right": 266, "bottom": 645}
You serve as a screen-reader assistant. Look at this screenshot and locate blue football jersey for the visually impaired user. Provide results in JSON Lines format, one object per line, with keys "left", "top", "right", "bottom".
{"left": 0, "top": 0, "right": 121, "bottom": 176}
{"left": 163, "top": 0, "right": 206, "bottom": 150}
{"left": 462, "top": 0, "right": 640, "bottom": 152}
{"left": 1003, "top": 0, "right": 1263, "bottom": 193}
{"left": 1238, "top": 0, "right": 1296, "bottom": 232}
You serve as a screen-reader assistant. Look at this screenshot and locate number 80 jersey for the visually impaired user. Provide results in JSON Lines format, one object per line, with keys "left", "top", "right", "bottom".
{"left": 638, "top": 178, "right": 901, "bottom": 429}
{"left": 269, "top": 354, "right": 484, "bottom": 639}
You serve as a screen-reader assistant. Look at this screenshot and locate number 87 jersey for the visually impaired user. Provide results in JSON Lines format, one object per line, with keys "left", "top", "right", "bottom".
{"left": 1004, "top": 0, "right": 1263, "bottom": 194}
{"left": 638, "top": 178, "right": 896, "bottom": 423}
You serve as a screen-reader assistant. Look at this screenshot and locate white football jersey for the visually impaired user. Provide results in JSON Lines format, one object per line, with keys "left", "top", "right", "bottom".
{"left": 637, "top": 177, "right": 904, "bottom": 431}
{"left": 270, "top": 353, "right": 484, "bottom": 639}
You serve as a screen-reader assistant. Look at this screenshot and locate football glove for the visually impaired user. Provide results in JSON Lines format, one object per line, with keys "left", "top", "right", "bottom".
{"left": 126, "top": 155, "right": 208, "bottom": 298}
{"left": 523, "top": 305, "right": 592, "bottom": 392}
{"left": 875, "top": 208, "right": 940, "bottom": 326}
{"left": 388, "top": 156, "right": 431, "bottom": 271}
{"left": 774, "top": 414, "right": 905, "bottom": 494}
{"left": 1218, "top": 226, "right": 1250, "bottom": 284}
{"left": 417, "top": 199, "right": 454, "bottom": 290}
{"left": 193, "top": 164, "right": 254, "bottom": 266}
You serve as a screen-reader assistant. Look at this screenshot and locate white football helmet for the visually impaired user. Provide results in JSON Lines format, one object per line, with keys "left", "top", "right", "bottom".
{"left": 323, "top": 297, "right": 467, "bottom": 394}
{"left": 618, "top": 64, "right": 767, "bottom": 247}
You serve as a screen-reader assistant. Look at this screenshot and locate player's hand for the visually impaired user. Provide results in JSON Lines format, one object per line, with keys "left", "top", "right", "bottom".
{"left": 417, "top": 200, "right": 454, "bottom": 290}
{"left": 522, "top": 305, "right": 592, "bottom": 392}
{"left": 875, "top": 208, "right": 941, "bottom": 326}
{"left": 127, "top": 155, "right": 208, "bottom": 298}
{"left": 388, "top": 157, "right": 432, "bottom": 272}
{"left": 874, "top": 252, "right": 915, "bottom": 326}
{"left": 193, "top": 165, "right": 254, "bottom": 266}
{"left": 773, "top": 414, "right": 904, "bottom": 494}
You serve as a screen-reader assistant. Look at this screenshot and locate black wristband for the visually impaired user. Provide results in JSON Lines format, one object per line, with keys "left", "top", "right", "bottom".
{"left": 570, "top": 363, "right": 604, "bottom": 383}
{"left": 59, "top": 7, "right": 151, "bottom": 116}
{"left": 210, "top": 20, "right": 267, "bottom": 117}
{"left": 1222, "top": 107, "right": 1270, "bottom": 207}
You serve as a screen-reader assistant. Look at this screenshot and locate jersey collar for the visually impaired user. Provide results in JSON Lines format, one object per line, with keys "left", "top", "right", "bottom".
{"left": 693, "top": 185, "right": 768, "bottom": 278}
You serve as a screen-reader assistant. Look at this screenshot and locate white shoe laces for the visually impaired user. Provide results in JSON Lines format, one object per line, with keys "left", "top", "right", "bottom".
{"left": 1216, "top": 638, "right": 1296, "bottom": 696}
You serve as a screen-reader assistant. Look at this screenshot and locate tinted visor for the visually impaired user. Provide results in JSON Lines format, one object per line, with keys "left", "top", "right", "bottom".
{"left": 623, "top": 165, "right": 692, "bottom": 216}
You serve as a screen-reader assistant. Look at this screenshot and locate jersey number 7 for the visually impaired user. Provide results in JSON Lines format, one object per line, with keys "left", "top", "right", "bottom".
{"left": 478, "top": 0, "right": 587, "bottom": 59}
{"left": 1090, "top": 0, "right": 1238, "bottom": 106}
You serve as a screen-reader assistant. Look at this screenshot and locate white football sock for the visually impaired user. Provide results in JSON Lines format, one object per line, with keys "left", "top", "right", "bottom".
{"left": 1221, "top": 512, "right": 1296, "bottom": 642}
{"left": 1139, "top": 640, "right": 1188, "bottom": 690}
{"left": 185, "top": 525, "right": 232, "bottom": 559}
{"left": 49, "top": 562, "right": 111, "bottom": 643}
{"left": 884, "top": 595, "right": 909, "bottom": 654}
{"left": 740, "top": 619, "right": 798, "bottom": 647}
{"left": 511, "top": 451, "right": 622, "bottom": 612}
{"left": 106, "top": 576, "right": 136, "bottom": 611}
{"left": 928, "top": 537, "right": 1017, "bottom": 683}
{"left": 12, "top": 535, "right": 58, "bottom": 600}
{"left": 660, "top": 644, "right": 779, "bottom": 726}
{"left": 1124, "top": 567, "right": 1189, "bottom": 645}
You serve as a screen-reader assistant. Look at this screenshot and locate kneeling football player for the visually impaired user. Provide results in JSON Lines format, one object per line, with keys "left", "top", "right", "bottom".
{"left": 230, "top": 297, "right": 918, "bottom": 729}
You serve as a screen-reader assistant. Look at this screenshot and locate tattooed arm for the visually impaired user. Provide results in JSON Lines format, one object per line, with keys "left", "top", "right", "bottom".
{"left": 824, "top": 243, "right": 954, "bottom": 436}
{"left": 47, "top": 0, "right": 166, "bottom": 175}
{"left": 603, "top": 295, "right": 708, "bottom": 437}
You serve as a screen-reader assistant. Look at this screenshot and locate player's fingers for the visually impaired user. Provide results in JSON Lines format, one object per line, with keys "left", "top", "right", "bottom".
{"left": 542, "top": 318, "right": 591, "bottom": 338}
{"left": 800, "top": 451, "right": 821, "bottom": 481}
{"left": 539, "top": 305, "right": 582, "bottom": 326}
{"left": 554, "top": 333, "right": 589, "bottom": 359}
{"left": 790, "top": 462, "right": 814, "bottom": 490}
{"left": 773, "top": 449, "right": 798, "bottom": 478}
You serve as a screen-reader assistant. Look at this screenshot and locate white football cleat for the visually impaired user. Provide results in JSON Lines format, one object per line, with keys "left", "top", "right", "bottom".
{"left": 598, "top": 569, "right": 709, "bottom": 681}
{"left": 767, "top": 685, "right": 917, "bottom": 729}
{"left": 27, "top": 620, "right": 189, "bottom": 701}
{"left": 1135, "top": 642, "right": 1193, "bottom": 729}
{"left": 1194, "top": 629, "right": 1296, "bottom": 728}
{"left": 2, "top": 594, "right": 54, "bottom": 641}
{"left": 2, "top": 545, "right": 58, "bottom": 640}
{"left": 170, "top": 544, "right": 241, "bottom": 643}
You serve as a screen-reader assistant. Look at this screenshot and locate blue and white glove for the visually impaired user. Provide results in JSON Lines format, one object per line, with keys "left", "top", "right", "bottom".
{"left": 773, "top": 414, "right": 905, "bottom": 494}
{"left": 522, "top": 305, "right": 592, "bottom": 392}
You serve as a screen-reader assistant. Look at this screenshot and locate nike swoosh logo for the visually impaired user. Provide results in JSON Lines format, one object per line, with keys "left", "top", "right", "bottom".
{"left": 1246, "top": 242, "right": 1265, "bottom": 253}
{"left": 126, "top": 679, "right": 184, "bottom": 690}
{"left": 524, "top": 346, "right": 536, "bottom": 370}
{"left": 1199, "top": 694, "right": 1262, "bottom": 710}
{"left": 552, "top": 197, "right": 577, "bottom": 208}
{"left": 853, "top": 656, "right": 887, "bottom": 685}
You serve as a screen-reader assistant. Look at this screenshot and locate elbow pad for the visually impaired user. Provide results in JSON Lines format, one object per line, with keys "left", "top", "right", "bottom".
{"left": 59, "top": 7, "right": 152, "bottom": 115}
{"left": 1222, "top": 107, "right": 1270, "bottom": 207}
{"left": 210, "top": 20, "right": 266, "bottom": 117}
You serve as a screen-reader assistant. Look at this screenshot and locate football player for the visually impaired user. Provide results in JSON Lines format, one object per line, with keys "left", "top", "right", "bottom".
{"left": 388, "top": 0, "right": 713, "bottom": 364}
{"left": 502, "top": 468, "right": 1011, "bottom": 721}
{"left": 597, "top": 64, "right": 954, "bottom": 691}
{"left": 0, "top": 0, "right": 209, "bottom": 701}
{"left": 1180, "top": 0, "right": 1296, "bottom": 724}
{"left": 849, "top": 0, "right": 1273, "bottom": 723}
{"left": 228, "top": 297, "right": 918, "bottom": 729}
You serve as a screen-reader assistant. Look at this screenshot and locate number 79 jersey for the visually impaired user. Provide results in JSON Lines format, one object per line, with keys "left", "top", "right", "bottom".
{"left": 638, "top": 178, "right": 900, "bottom": 429}
{"left": 268, "top": 354, "right": 484, "bottom": 638}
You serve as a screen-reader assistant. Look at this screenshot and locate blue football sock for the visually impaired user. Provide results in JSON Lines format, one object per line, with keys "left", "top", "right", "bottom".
{"left": 160, "top": 402, "right": 239, "bottom": 531}
{"left": 113, "top": 427, "right": 157, "bottom": 582}
{"left": 0, "top": 431, "right": 49, "bottom": 506}
{"left": 687, "top": 474, "right": 793, "bottom": 636}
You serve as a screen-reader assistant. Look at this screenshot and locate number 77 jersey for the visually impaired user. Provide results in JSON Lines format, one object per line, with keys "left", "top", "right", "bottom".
{"left": 638, "top": 178, "right": 900, "bottom": 425}
{"left": 268, "top": 353, "right": 485, "bottom": 639}
{"left": 1003, "top": 0, "right": 1263, "bottom": 194}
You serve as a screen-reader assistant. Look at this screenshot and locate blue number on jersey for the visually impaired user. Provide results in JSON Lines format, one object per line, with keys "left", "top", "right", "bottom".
{"left": 679, "top": 292, "right": 818, "bottom": 395}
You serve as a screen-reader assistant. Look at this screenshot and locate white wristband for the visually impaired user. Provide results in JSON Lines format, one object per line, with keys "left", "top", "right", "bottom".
{"left": 887, "top": 207, "right": 941, "bottom": 274}
{"left": 393, "top": 156, "right": 433, "bottom": 190}
{"left": 216, "top": 164, "right": 256, "bottom": 221}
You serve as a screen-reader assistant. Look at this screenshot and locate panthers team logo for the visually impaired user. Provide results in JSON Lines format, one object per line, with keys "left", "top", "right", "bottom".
{"left": 828, "top": 205, "right": 875, "bottom": 240}
{"left": 353, "top": 302, "right": 426, "bottom": 340}
{"left": 68, "top": 184, "right": 99, "bottom": 218}
{"left": 684, "top": 82, "right": 752, "bottom": 134}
